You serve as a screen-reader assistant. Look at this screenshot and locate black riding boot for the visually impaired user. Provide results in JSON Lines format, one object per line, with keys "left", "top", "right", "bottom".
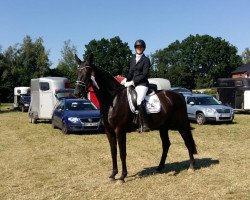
{"left": 138, "top": 102, "right": 150, "bottom": 133}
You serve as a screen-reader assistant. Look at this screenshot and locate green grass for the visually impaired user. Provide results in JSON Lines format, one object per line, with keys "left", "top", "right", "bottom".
{"left": 0, "top": 107, "right": 249, "bottom": 200}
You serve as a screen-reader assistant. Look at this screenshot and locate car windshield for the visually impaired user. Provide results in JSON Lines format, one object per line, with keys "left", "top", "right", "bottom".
{"left": 65, "top": 101, "right": 97, "bottom": 111}
{"left": 21, "top": 96, "right": 31, "bottom": 102}
{"left": 194, "top": 96, "right": 220, "bottom": 105}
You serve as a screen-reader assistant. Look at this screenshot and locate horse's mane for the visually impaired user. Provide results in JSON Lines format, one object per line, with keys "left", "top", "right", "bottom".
{"left": 93, "top": 65, "right": 124, "bottom": 92}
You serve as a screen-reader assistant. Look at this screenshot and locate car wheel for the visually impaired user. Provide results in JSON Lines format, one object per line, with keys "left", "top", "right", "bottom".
{"left": 196, "top": 113, "right": 206, "bottom": 125}
{"left": 62, "top": 122, "right": 69, "bottom": 134}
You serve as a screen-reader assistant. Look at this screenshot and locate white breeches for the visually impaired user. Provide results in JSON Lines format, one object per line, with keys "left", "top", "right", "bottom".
{"left": 135, "top": 85, "right": 148, "bottom": 105}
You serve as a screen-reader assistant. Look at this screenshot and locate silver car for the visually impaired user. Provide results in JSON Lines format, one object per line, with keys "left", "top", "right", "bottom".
{"left": 184, "top": 93, "right": 234, "bottom": 125}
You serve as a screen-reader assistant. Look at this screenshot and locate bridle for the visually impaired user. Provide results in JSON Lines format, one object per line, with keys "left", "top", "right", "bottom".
{"left": 75, "top": 66, "right": 92, "bottom": 95}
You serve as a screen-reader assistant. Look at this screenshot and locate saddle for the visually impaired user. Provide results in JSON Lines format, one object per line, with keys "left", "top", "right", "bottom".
{"left": 127, "top": 86, "right": 161, "bottom": 114}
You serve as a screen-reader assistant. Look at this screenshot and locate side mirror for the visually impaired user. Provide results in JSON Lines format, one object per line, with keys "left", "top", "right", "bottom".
{"left": 189, "top": 102, "right": 195, "bottom": 105}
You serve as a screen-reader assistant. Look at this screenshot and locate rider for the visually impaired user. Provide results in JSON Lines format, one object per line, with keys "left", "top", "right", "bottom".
{"left": 121, "top": 39, "right": 150, "bottom": 132}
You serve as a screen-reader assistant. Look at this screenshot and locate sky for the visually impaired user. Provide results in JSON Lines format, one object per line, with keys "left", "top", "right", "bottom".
{"left": 1, "top": 0, "right": 250, "bottom": 68}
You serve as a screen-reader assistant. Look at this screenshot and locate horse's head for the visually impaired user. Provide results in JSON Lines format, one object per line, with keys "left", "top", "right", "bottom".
{"left": 74, "top": 53, "right": 94, "bottom": 98}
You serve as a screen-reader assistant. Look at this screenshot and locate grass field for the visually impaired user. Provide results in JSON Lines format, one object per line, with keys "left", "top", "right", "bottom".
{"left": 0, "top": 103, "right": 249, "bottom": 200}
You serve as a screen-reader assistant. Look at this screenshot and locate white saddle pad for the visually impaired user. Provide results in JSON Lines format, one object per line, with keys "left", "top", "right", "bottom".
{"left": 127, "top": 88, "right": 161, "bottom": 114}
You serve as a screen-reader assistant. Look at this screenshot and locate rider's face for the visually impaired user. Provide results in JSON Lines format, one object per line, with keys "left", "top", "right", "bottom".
{"left": 135, "top": 45, "right": 144, "bottom": 54}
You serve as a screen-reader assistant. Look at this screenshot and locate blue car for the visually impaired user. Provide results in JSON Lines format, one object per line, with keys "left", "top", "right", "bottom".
{"left": 52, "top": 99, "right": 104, "bottom": 134}
{"left": 183, "top": 94, "right": 234, "bottom": 125}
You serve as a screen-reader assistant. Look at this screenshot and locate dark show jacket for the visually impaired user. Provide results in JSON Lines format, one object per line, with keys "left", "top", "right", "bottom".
{"left": 126, "top": 54, "right": 151, "bottom": 87}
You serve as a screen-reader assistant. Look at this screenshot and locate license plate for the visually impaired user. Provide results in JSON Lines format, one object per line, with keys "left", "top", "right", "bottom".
{"left": 221, "top": 114, "right": 230, "bottom": 117}
{"left": 84, "top": 122, "right": 98, "bottom": 127}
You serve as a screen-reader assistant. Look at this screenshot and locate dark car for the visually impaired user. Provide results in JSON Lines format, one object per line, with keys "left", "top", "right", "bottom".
{"left": 19, "top": 95, "right": 31, "bottom": 112}
{"left": 52, "top": 99, "right": 104, "bottom": 134}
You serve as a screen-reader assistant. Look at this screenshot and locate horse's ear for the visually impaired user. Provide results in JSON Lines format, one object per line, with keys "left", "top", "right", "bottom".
{"left": 89, "top": 52, "right": 94, "bottom": 65}
{"left": 75, "top": 54, "right": 82, "bottom": 65}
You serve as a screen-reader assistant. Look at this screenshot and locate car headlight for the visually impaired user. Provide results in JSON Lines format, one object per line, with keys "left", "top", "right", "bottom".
{"left": 206, "top": 108, "right": 216, "bottom": 113}
{"left": 68, "top": 117, "right": 79, "bottom": 123}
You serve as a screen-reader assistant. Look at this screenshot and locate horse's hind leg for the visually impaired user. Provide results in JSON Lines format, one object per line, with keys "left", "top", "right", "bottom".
{"left": 117, "top": 131, "right": 127, "bottom": 182}
{"left": 157, "top": 127, "right": 171, "bottom": 171}
{"left": 179, "top": 128, "right": 197, "bottom": 170}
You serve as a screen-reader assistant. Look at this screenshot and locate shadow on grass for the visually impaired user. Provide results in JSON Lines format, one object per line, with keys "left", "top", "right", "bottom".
{"left": 128, "top": 158, "right": 219, "bottom": 180}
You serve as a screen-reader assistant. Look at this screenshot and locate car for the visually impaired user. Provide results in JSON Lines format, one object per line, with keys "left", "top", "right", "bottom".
{"left": 183, "top": 93, "right": 234, "bottom": 125}
{"left": 170, "top": 87, "right": 192, "bottom": 95}
{"left": 52, "top": 99, "right": 104, "bottom": 134}
{"left": 18, "top": 95, "right": 31, "bottom": 112}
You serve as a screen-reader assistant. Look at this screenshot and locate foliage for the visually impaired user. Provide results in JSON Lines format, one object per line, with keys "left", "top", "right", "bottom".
{"left": 84, "top": 36, "right": 132, "bottom": 76}
{"left": 241, "top": 47, "right": 250, "bottom": 64}
{"left": 151, "top": 34, "right": 242, "bottom": 89}
{"left": 53, "top": 40, "right": 78, "bottom": 88}
{"left": 0, "top": 35, "right": 50, "bottom": 102}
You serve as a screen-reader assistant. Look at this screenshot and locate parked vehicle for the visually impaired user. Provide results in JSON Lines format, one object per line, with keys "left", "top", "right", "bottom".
{"left": 13, "top": 87, "right": 31, "bottom": 112}
{"left": 148, "top": 78, "right": 171, "bottom": 90}
{"left": 52, "top": 99, "right": 104, "bottom": 134}
{"left": 28, "top": 77, "right": 74, "bottom": 123}
{"left": 216, "top": 78, "right": 250, "bottom": 112}
{"left": 183, "top": 93, "right": 234, "bottom": 125}
{"left": 170, "top": 87, "right": 192, "bottom": 95}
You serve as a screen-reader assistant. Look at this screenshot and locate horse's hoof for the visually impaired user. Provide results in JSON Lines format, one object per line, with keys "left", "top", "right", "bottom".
{"left": 108, "top": 177, "right": 116, "bottom": 182}
{"left": 116, "top": 179, "right": 125, "bottom": 184}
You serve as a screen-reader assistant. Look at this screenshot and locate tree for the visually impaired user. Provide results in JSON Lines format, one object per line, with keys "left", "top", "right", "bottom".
{"left": 0, "top": 35, "right": 51, "bottom": 102}
{"left": 83, "top": 36, "right": 132, "bottom": 76}
{"left": 241, "top": 48, "right": 250, "bottom": 64}
{"left": 151, "top": 34, "right": 242, "bottom": 89}
{"left": 55, "top": 40, "right": 78, "bottom": 87}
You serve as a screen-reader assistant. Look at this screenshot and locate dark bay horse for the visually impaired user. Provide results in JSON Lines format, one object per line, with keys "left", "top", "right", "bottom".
{"left": 74, "top": 54, "right": 197, "bottom": 182}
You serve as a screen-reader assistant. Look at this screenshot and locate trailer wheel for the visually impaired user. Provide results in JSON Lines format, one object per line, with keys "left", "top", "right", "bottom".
{"left": 196, "top": 113, "right": 206, "bottom": 125}
{"left": 62, "top": 122, "right": 69, "bottom": 134}
{"left": 31, "top": 116, "right": 37, "bottom": 124}
{"left": 51, "top": 117, "right": 56, "bottom": 129}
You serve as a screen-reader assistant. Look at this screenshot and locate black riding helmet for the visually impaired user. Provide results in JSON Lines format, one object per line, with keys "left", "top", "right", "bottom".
{"left": 134, "top": 39, "right": 146, "bottom": 49}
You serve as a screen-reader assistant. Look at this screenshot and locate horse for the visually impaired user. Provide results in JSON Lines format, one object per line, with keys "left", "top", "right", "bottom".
{"left": 74, "top": 53, "right": 197, "bottom": 183}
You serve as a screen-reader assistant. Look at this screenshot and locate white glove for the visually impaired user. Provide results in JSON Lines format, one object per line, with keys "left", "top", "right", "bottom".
{"left": 124, "top": 81, "right": 134, "bottom": 87}
{"left": 120, "top": 78, "right": 127, "bottom": 85}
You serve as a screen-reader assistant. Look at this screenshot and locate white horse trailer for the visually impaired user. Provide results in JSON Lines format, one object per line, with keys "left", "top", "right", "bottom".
{"left": 13, "top": 87, "right": 30, "bottom": 111}
{"left": 148, "top": 78, "right": 171, "bottom": 90}
{"left": 28, "top": 77, "right": 74, "bottom": 123}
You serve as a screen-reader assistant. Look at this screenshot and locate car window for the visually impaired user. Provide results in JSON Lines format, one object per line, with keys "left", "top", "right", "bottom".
{"left": 39, "top": 82, "right": 50, "bottom": 91}
{"left": 65, "top": 101, "right": 97, "bottom": 111}
{"left": 194, "top": 96, "right": 220, "bottom": 105}
{"left": 56, "top": 101, "right": 64, "bottom": 110}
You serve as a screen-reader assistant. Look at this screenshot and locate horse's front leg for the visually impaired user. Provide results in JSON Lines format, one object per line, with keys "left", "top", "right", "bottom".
{"left": 117, "top": 130, "right": 127, "bottom": 182}
{"left": 106, "top": 131, "right": 118, "bottom": 180}
{"left": 157, "top": 127, "right": 171, "bottom": 171}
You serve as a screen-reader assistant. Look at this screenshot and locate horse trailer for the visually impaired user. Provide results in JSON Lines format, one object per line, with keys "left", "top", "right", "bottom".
{"left": 28, "top": 77, "right": 74, "bottom": 123}
{"left": 216, "top": 78, "right": 250, "bottom": 112}
{"left": 13, "top": 87, "right": 30, "bottom": 112}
